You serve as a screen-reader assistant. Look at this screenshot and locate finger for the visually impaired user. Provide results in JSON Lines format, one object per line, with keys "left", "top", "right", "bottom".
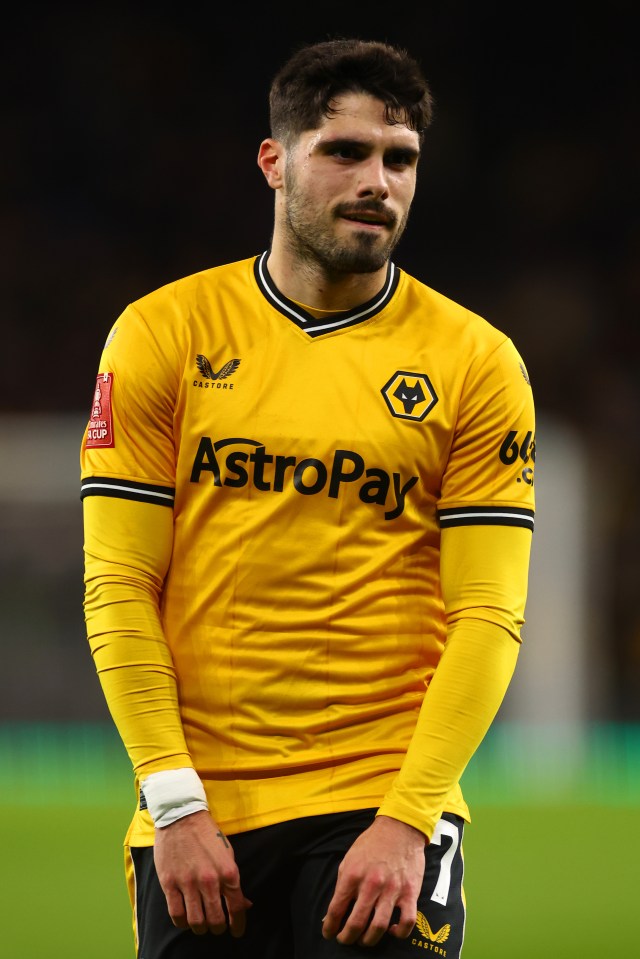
{"left": 358, "top": 901, "right": 395, "bottom": 948}
{"left": 164, "top": 886, "right": 189, "bottom": 929}
{"left": 321, "top": 885, "right": 356, "bottom": 939}
{"left": 388, "top": 918, "right": 417, "bottom": 939}
{"left": 224, "top": 886, "right": 253, "bottom": 938}
{"left": 181, "top": 888, "right": 210, "bottom": 935}
{"left": 226, "top": 899, "right": 253, "bottom": 938}
{"left": 388, "top": 901, "right": 418, "bottom": 940}
{"left": 336, "top": 898, "right": 378, "bottom": 946}
{"left": 199, "top": 884, "right": 229, "bottom": 936}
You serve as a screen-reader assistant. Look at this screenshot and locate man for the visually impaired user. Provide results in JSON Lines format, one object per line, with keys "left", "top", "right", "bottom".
{"left": 81, "top": 37, "right": 535, "bottom": 958}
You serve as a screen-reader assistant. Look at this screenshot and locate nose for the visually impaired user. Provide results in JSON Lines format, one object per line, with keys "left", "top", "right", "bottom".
{"left": 356, "top": 156, "right": 390, "bottom": 200}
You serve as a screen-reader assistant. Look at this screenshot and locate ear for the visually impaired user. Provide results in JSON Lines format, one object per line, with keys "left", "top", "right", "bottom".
{"left": 257, "top": 138, "right": 285, "bottom": 189}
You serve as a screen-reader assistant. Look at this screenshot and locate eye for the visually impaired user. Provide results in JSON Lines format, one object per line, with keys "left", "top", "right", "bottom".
{"left": 329, "top": 144, "right": 362, "bottom": 161}
{"left": 385, "top": 150, "right": 416, "bottom": 169}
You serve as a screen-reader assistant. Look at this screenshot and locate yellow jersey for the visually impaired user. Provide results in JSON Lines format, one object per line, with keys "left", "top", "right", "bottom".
{"left": 81, "top": 253, "right": 535, "bottom": 844}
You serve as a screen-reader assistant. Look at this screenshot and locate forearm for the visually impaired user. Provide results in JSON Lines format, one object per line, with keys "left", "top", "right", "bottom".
{"left": 85, "top": 569, "right": 192, "bottom": 775}
{"left": 378, "top": 523, "right": 531, "bottom": 839}
{"left": 377, "top": 618, "right": 518, "bottom": 838}
{"left": 83, "top": 496, "right": 191, "bottom": 777}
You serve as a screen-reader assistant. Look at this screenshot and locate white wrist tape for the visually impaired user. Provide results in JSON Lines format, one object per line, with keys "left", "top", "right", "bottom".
{"left": 140, "top": 768, "right": 209, "bottom": 829}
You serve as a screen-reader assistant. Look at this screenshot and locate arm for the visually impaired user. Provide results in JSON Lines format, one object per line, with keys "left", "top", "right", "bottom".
{"left": 82, "top": 307, "right": 250, "bottom": 933}
{"left": 82, "top": 298, "right": 253, "bottom": 933}
{"left": 323, "top": 336, "right": 535, "bottom": 946}
{"left": 83, "top": 495, "right": 188, "bottom": 775}
{"left": 322, "top": 521, "right": 531, "bottom": 947}
{"left": 83, "top": 493, "right": 252, "bottom": 934}
{"left": 376, "top": 522, "right": 529, "bottom": 835}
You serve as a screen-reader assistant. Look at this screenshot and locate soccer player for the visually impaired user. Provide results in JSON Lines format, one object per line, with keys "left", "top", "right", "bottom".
{"left": 81, "top": 37, "right": 536, "bottom": 958}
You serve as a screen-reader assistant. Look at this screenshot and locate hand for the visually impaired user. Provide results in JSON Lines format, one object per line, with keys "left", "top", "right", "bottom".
{"left": 153, "top": 810, "right": 252, "bottom": 937}
{"left": 322, "top": 815, "right": 426, "bottom": 948}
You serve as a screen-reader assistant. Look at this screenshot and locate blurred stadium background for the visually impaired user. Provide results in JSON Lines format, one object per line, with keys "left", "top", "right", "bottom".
{"left": 1, "top": 4, "right": 638, "bottom": 956}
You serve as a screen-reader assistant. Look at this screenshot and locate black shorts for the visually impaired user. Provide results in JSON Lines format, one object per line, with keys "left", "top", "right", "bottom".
{"left": 128, "top": 809, "right": 466, "bottom": 958}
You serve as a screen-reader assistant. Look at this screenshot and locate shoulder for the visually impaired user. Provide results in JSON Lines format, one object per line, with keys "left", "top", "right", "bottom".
{"left": 99, "top": 256, "right": 259, "bottom": 374}
{"left": 398, "top": 270, "right": 508, "bottom": 350}
{"left": 131, "top": 256, "right": 259, "bottom": 319}
{"left": 396, "top": 270, "right": 532, "bottom": 401}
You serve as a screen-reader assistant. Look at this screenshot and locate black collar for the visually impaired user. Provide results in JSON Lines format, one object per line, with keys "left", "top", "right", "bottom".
{"left": 253, "top": 251, "right": 400, "bottom": 338}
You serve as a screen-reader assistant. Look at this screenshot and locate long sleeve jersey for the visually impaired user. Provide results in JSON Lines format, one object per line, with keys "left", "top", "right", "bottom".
{"left": 81, "top": 253, "right": 535, "bottom": 844}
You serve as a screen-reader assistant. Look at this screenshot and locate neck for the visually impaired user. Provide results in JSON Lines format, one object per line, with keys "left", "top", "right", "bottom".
{"left": 266, "top": 235, "right": 390, "bottom": 311}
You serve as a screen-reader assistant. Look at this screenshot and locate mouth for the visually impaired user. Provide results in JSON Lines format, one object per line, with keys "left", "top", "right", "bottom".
{"left": 341, "top": 214, "right": 389, "bottom": 228}
{"left": 336, "top": 204, "right": 395, "bottom": 230}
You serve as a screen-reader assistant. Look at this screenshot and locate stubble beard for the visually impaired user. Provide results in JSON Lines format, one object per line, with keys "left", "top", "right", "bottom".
{"left": 282, "top": 169, "right": 409, "bottom": 277}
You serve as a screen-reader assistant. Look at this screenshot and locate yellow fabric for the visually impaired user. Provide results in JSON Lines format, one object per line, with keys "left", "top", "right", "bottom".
{"left": 81, "top": 254, "right": 536, "bottom": 843}
{"left": 83, "top": 497, "right": 189, "bottom": 773}
{"left": 124, "top": 846, "right": 138, "bottom": 952}
{"left": 377, "top": 525, "right": 529, "bottom": 837}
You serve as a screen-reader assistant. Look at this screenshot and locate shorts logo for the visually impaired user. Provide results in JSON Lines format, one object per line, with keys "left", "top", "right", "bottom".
{"left": 381, "top": 371, "right": 438, "bottom": 422}
{"left": 86, "top": 372, "right": 115, "bottom": 448}
{"left": 412, "top": 911, "right": 450, "bottom": 950}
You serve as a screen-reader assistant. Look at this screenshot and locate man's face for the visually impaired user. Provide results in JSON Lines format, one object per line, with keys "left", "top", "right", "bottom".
{"left": 280, "top": 93, "right": 420, "bottom": 275}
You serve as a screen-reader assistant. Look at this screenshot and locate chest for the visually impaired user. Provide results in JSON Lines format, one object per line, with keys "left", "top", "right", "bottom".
{"left": 174, "top": 310, "right": 460, "bottom": 507}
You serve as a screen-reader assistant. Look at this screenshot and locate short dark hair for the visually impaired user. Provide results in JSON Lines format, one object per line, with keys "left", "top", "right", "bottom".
{"left": 269, "top": 38, "right": 434, "bottom": 146}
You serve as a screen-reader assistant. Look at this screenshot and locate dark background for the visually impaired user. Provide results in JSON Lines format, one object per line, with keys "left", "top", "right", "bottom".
{"left": 1, "top": 3, "right": 638, "bottom": 716}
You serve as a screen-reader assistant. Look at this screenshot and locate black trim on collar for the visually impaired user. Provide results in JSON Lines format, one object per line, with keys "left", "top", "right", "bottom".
{"left": 253, "top": 251, "right": 400, "bottom": 337}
